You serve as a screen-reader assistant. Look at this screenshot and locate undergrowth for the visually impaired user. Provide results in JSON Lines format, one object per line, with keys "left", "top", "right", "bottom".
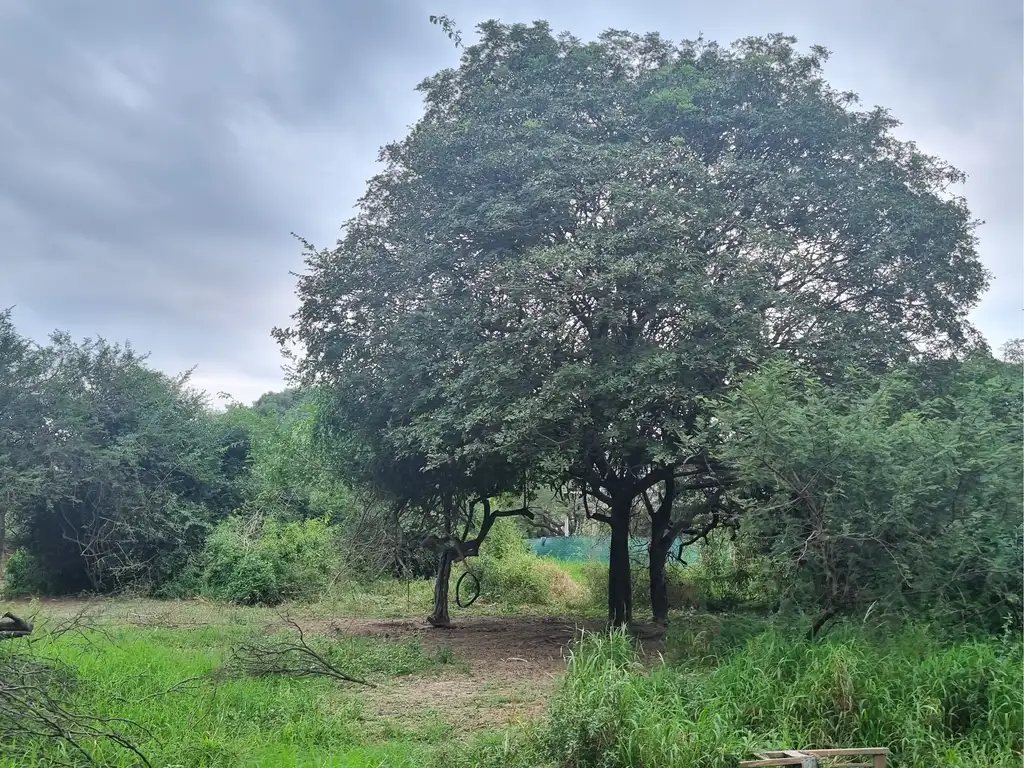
{"left": 457, "top": 621, "right": 1023, "bottom": 768}
{"left": 0, "top": 621, "right": 453, "bottom": 767}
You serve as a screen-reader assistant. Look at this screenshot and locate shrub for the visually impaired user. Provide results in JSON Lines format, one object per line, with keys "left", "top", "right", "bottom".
{"left": 474, "top": 519, "right": 582, "bottom": 607}
{"left": 680, "top": 533, "right": 780, "bottom": 611}
{"left": 199, "top": 516, "right": 337, "bottom": 605}
{"left": 2, "top": 550, "right": 49, "bottom": 597}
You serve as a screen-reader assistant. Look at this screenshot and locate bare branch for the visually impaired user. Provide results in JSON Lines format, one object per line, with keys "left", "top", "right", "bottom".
{"left": 226, "top": 619, "right": 374, "bottom": 688}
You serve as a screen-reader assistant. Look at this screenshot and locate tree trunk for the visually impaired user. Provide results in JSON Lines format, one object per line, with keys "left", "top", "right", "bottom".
{"left": 648, "top": 534, "right": 671, "bottom": 626}
{"left": 0, "top": 507, "right": 6, "bottom": 579}
{"left": 646, "top": 476, "right": 676, "bottom": 626}
{"left": 607, "top": 496, "right": 632, "bottom": 628}
{"left": 427, "top": 549, "right": 454, "bottom": 627}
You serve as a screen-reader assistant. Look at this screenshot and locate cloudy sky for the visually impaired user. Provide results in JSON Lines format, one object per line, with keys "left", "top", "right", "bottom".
{"left": 1, "top": 0, "right": 1020, "bottom": 405}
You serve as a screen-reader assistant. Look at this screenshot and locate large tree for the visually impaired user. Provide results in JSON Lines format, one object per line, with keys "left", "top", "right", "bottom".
{"left": 281, "top": 21, "right": 986, "bottom": 626}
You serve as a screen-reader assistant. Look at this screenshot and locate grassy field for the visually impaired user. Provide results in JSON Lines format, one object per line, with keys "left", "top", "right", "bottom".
{"left": 0, "top": 563, "right": 1020, "bottom": 767}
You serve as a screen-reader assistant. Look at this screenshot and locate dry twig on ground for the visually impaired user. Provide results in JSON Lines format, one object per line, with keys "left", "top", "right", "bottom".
{"left": 226, "top": 618, "right": 375, "bottom": 687}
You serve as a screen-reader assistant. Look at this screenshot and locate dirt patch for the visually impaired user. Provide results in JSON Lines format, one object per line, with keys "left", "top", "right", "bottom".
{"left": 324, "top": 615, "right": 666, "bottom": 733}
{"left": 332, "top": 615, "right": 601, "bottom": 668}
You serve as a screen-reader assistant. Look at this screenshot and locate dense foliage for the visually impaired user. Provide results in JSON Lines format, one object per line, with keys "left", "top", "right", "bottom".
{"left": 0, "top": 313, "right": 351, "bottom": 598}
{"left": 0, "top": 19, "right": 1018, "bottom": 640}
{"left": 279, "top": 20, "right": 990, "bottom": 626}
{"left": 716, "top": 356, "right": 1023, "bottom": 633}
{"left": 0, "top": 313, "right": 242, "bottom": 594}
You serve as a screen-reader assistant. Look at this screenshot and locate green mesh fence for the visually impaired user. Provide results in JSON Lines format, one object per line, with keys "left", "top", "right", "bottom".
{"left": 526, "top": 536, "right": 698, "bottom": 566}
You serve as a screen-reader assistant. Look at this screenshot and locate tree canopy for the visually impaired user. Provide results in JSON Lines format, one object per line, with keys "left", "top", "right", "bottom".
{"left": 280, "top": 21, "right": 989, "bottom": 626}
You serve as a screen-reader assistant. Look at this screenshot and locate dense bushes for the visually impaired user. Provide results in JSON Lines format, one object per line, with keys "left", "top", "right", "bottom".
{"left": 461, "top": 623, "right": 1023, "bottom": 768}
{"left": 0, "top": 319, "right": 244, "bottom": 596}
{"left": 474, "top": 521, "right": 585, "bottom": 608}
{"left": 718, "top": 358, "right": 1024, "bottom": 633}
{"left": 189, "top": 516, "right": 338, "bottom": 605}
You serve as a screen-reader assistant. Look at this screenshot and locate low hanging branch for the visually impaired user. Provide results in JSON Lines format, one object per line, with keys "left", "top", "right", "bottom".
{"left": 227, "top": 619, "right": 374, "bottom": 688}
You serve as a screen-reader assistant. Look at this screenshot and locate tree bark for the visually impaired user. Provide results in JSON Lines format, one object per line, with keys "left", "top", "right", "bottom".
{"left": 649, "top": 534, "right": 671, "bottom": 625}
{"left": 647, "top": 476, "right": 676, "bottom": 625}
{"left": 427, "top": 549, "right": 454, "bottom": 627}
{"left": 607, "top": 495, "right": 633, "bottom": 628}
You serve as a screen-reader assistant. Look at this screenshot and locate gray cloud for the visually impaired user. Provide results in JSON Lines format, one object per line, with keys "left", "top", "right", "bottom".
{"left": 1, "top": 0, "right": 1020, "bottom": 404}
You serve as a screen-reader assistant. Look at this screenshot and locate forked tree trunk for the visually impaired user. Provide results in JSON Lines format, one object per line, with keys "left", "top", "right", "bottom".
{"left": 607, "top": 496, "right": 633, "bottom": 628}
{"left": 427, "top": 549, "right": 454, "bottom": 627}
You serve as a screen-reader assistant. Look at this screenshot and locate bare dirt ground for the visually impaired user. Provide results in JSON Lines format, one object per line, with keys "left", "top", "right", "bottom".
{"left": 325, "top": 615, "right": 667, "bottom": 732}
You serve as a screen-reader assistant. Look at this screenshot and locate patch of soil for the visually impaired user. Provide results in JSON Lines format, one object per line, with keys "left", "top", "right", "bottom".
{"left": 323, "top": 615, "right": 667, "bottom": 733}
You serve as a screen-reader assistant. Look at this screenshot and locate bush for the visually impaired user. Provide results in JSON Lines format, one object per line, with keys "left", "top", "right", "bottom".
{"left": 2, "top": 550, "right": 49, "bottom": 597}
{"left": 199, "top": 516, "right": 338, "bottom": 605}
{"left": 472, "top": 519, "right": 588, "bottom": 608}
{"left": 475, "top": 520, "right": 551, "bottom": 605}
{"left": 680, "top": 533, "right": 780, "bottom": 611}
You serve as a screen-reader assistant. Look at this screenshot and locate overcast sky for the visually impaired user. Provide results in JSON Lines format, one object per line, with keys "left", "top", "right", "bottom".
{"left": 1, "top": 0, "right": 1020, "bottom": 405}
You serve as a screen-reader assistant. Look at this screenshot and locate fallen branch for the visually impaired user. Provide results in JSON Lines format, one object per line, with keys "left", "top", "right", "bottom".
{"left": 227, "top": 619, "right": 374, "bottom": 687}
{"left": 0, "top": 614, "right": 152, "bottom": 766}
{"left": 0, "top": 613, "right": 33, "bottom": 640}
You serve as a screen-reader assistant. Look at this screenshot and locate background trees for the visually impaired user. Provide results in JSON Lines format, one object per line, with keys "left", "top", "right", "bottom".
{"left": 715, "top": 354, "right": 1023, "bottom": 634}
{"left": 1, "top": 326, "right": 239, "bottom": 594}
{"left": 0, "top": 19, "right": 1014, "bottom": 639}
{"left": 280, "top": 21, "right": 988, "bottom": 626}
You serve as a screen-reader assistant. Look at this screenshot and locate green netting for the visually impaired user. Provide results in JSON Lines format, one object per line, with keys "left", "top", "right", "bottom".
{"left": 526, "top": 536, "right": 698, "bottom": 566}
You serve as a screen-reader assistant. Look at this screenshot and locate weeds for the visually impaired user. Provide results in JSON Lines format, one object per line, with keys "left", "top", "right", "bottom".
{"left": 463, "top": 621, "right": 1023, "bottom": 768}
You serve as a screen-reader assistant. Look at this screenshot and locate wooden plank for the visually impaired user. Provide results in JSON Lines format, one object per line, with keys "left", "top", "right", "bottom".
{"left": 741, "top": 747, "right": 888, "bottom": 767}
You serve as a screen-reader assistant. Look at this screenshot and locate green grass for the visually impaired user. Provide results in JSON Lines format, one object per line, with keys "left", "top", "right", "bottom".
{"left": 2, "top": 560, "right": 1020, "bottom": 767}
{"left": 0, "top": 621, "right": 460, "bottom": 767}
{"left": 460, "top": 619, "right": 1024, "bottom": 768}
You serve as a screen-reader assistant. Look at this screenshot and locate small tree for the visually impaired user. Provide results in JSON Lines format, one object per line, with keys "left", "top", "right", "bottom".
{"left": 5, "top": 327, "right": 235, "bottom": 593}
{"left": 293, "top": 386, "right": 534, "bottom": 626}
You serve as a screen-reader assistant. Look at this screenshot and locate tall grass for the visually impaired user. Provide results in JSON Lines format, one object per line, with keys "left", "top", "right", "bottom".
{"left": 462, "top": 621, "right": 1023, "bottom": 768}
